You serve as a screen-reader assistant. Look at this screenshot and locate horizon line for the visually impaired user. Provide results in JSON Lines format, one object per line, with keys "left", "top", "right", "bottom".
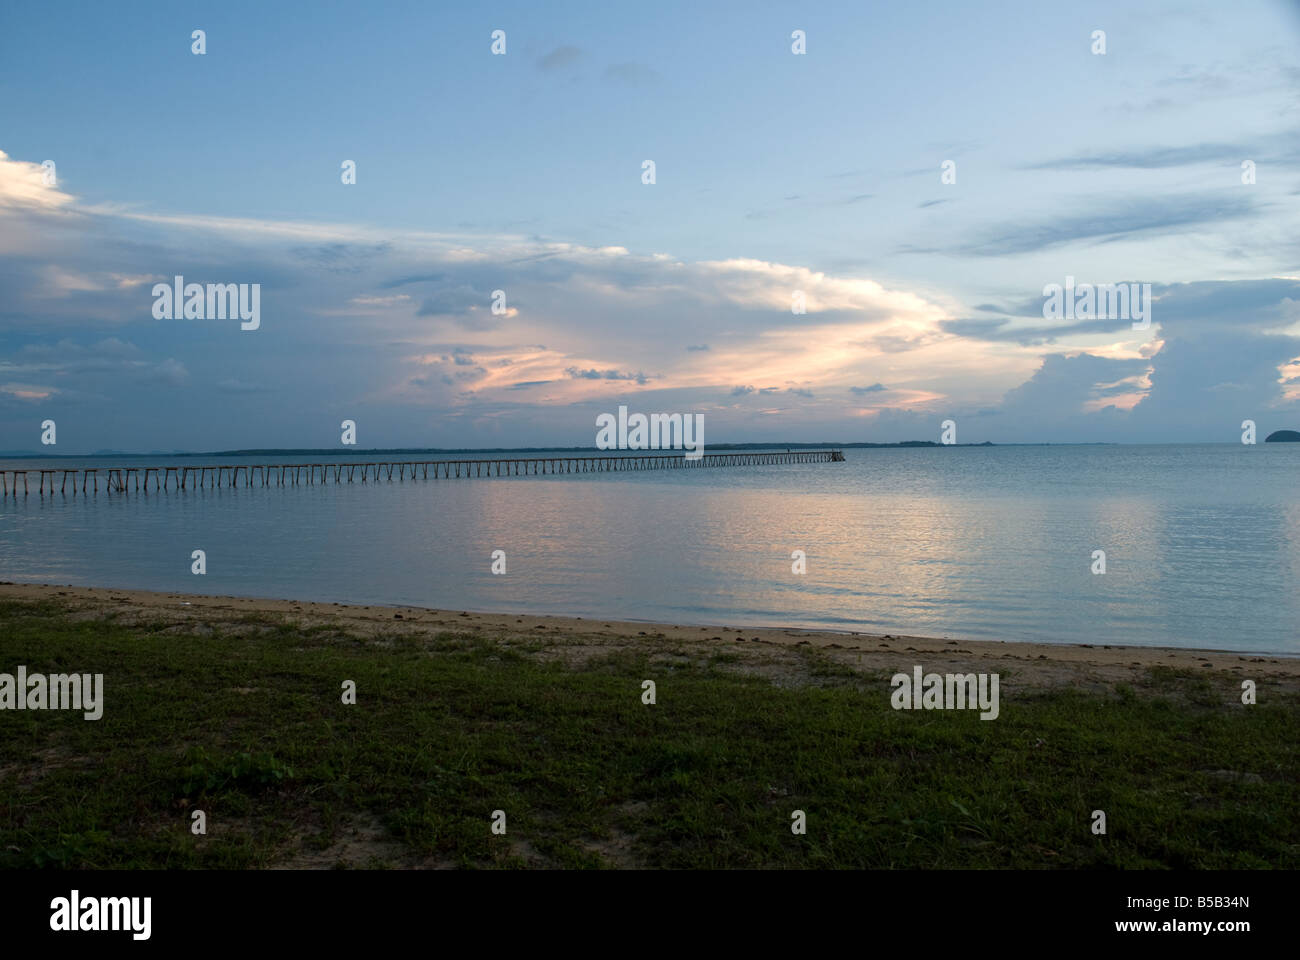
{"left": 5, "top": 439, "right": 1292, "bottom": 459}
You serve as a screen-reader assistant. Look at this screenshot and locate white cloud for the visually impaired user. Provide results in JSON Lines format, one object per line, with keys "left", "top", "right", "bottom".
{"left": 3, "top": 148, "right": 1297, "bottom": 446}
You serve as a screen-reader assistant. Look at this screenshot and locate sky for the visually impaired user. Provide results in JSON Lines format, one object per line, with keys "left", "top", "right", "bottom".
{"left": 1, "top": 0, "right": 1299, "bottom": 452}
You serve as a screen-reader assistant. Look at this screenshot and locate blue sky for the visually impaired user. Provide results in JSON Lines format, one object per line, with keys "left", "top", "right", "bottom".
{"left": 1, "top": 0, "right": 1299, "bottom": 451}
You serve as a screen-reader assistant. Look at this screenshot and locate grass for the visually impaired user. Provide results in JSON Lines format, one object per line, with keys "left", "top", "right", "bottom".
{"left": 0, "top": 598, "right": 1296, "bottom": 869}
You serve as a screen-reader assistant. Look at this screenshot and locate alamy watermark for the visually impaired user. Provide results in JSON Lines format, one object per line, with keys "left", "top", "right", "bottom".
{"left": 50, "top": 891, "right": 150, "bottom": 940}
{"left": 0, "top": 666, "right": 103, "bottom": 720}
{"left": 1042, "top": 276, "right": 1151, "bottom": 330}
{"left": 596, "top": 405, "right": 704, "bottom": 460}
{"left": 152, "top": 275, "right": 260, "bottom": 330}
{"left": 890, "top": 665, "right": 999, "bottom": 720}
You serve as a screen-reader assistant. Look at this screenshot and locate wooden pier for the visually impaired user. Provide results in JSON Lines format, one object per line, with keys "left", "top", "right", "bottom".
{"left": 0, "top": 450, "right": 844, "bottom": 496}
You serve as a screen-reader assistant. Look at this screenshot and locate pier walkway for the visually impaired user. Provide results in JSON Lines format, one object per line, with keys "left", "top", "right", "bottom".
{"left": 1, "top": 450, "right": 845, "bottom": 496}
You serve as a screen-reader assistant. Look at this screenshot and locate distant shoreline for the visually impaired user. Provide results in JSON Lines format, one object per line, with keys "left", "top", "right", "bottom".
{"left": 3, "top": 441, "right": 1178, "bottom": 459}
{"left": 9, "top": 439, "right": 1291, "bottom": 458}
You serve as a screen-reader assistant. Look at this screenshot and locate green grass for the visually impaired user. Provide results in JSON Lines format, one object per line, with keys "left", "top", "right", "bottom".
{"left": 0, "top": 599, "right": 1296, "bottom": 869}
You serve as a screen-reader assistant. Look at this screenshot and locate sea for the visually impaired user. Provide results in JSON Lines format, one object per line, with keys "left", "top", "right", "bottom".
{"left": 1, "top": 443, "right": 1296, "bottom": 654}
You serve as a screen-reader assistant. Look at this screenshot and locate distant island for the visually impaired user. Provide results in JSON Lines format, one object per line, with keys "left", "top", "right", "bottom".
{"left": 1264, "top": 430, "right": 1300, "bottom": 442}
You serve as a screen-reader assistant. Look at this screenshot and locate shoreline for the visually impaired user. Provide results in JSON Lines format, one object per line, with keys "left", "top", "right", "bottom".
{"left": 3, "top": 582, "right": 1297, "bottom": 692}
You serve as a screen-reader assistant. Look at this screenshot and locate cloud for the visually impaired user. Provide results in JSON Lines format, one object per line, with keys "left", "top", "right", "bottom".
{"left": 999, "top": 353, "right": 1150, "bottom": 420}
{"left": 940, "top": 315, "right": 1135, "bottom": 345}
{"left": 416, "top": 286, "right": 486, "bottom": 316}
{"left": 146, "top": 358, "right": 190, "bottom": 386}
{"left": 1024, "top": 143, "right": 1246, "bottom": 170}
{"left": 565, "top": 367, "right": 649, "bottom": 385}
{"left": 953, "top": 193, "right": 1259, "bottom": 256}
{"left": 537, "top": 46, "right": 581, "bottom": 71}
{"left": 382, "top": 273, "right": 446, "bottom": 289}
{"left": 1126, "top": 328, "right": 1300, "bottom": 431}
{"left": 291, "top": 241, "right": 393, "bottom": 273}
{"left": 15, "top": 337, "right": 142, "bottom": 366}
{"left": 4, "top": 144, "right": 1296, "bottom": 448}
{"left": 0, "top": 151, "right": 74, "bottom": 213}
{"left": 0, "top": 382, "right": 57, "bottom": 401}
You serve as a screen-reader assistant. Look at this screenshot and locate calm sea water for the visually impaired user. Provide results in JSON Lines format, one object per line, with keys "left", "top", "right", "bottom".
{"left": 1, "top": 444, "right": 1297, "bottom": 653}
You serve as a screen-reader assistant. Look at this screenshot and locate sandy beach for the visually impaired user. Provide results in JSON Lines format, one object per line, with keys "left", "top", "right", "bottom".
{"left": 4, "top": 582, "right": 1296, "bottom": 695}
